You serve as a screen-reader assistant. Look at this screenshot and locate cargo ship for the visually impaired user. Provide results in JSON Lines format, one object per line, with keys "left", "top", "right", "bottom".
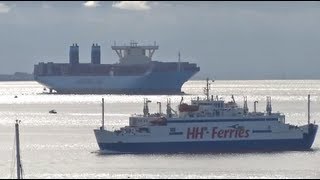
{"left": 93, "top": 79, "right": 318, "bottom": 154}
{"left": 33, "top": 41, "right": 200, "bottom": 94}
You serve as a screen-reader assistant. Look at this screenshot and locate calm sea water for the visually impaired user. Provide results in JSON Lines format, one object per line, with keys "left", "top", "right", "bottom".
{"left": 0, "top": 80, "right": 319, "bottom": 179}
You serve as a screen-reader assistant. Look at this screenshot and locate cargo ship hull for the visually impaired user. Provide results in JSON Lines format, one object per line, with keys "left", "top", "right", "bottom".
{"left": 35, "top": 71, "right": 197, "bottom": 94}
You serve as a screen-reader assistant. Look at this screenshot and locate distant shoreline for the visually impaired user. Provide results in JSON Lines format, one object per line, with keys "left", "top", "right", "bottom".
{"left": 0, "top": 72, "right": 34, "bottom": 81}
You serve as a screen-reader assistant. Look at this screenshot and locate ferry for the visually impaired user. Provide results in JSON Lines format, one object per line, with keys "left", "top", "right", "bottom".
{"left": 93, "top": 79, "right": 318, "bottom": 154}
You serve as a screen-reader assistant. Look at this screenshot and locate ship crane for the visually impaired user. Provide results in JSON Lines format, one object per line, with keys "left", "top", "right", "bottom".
{"left": 243, "top": 96, "right": 249, "bottom": 115}
{"left": 166, "top": 99, "right": 177, "bottom": 117}
{"left": 143, "top": 98, "right": 152, "bottom": 117}
{"left": 157, "top": 102, "right": 162, "bottom": 115}
{"left": 254, "top": 101, "right": 258, "bottom": 113}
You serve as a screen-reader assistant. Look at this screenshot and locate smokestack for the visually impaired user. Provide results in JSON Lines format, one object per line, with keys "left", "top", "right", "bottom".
{"left": 69, "top": 43, "right": 79, "bottom": 65}
{"left": 91, "top": 43, "right": 101, "bottom": 64}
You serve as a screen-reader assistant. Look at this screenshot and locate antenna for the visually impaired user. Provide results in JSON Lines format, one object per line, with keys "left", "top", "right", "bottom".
{"left": 177, "top": 51, "right": 181, "bottom": 72}
{"left": 308, "top": 94, "right": 310, "bottom": 124}
{"left": 101, "top": 98, "right": 105, "bottom": 130}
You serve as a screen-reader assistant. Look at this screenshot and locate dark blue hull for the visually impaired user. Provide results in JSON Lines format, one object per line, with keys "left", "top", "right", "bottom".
{"left": 97, "top": 124, "right": 318, "bottom": 154}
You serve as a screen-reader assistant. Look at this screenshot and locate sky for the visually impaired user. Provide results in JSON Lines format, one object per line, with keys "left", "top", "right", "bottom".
{"left": 0, "top": 1, "right": 319, "bottom": 80}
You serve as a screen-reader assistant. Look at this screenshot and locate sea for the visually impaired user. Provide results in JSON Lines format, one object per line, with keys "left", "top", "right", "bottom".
{"left": 0, "top": 80, "right": 319, "bottom": 179}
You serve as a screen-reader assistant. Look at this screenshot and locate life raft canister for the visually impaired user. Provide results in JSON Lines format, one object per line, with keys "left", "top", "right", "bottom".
{"left": 179, "top": 103, "right": 199, "bottom": 112}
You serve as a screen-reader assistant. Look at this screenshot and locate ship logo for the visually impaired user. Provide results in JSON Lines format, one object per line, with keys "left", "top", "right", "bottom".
{"left": 169, "top": 128, "right": 183, "bottom": 135}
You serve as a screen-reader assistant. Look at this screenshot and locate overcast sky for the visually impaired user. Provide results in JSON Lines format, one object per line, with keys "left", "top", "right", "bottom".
{"left": 0, "top": 1, "right": 319, "bottom": 80}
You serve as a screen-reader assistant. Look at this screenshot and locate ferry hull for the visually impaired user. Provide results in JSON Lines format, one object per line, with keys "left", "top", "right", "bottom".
{"left": 97, "top": 139, "right": 313, "bottom": 154}
{"left": 94, "top": 124, "right": 318, "bottom": 154}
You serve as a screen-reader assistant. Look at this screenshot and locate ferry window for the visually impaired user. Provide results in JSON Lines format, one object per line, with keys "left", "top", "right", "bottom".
{"left": 139, "top": 127, "right": 150, "bottom": 133}
{"left": 279, "top": 116, "right": 285, "bottom": 123}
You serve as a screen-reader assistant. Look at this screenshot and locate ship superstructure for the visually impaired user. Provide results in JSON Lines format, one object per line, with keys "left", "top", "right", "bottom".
{"left": 33, "top": 41, "right": 200, "bottom": 94}
{"left": 94, "top": 79, "right": 318, "bottom": 154}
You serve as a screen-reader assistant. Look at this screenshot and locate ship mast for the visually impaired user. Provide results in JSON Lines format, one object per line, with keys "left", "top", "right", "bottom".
{"left": 204, "top": 78, "right": 214, "bottom": 101}
{"left": 15, "top": 120, "right": 23, "bottom": 179}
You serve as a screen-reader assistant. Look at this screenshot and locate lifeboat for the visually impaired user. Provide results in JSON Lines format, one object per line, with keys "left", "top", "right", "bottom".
{"left": 178, "top": 103, "right": 199, "bottom": 112}
{"left": 150, "top": 117, "right": 167, "bottom": 126}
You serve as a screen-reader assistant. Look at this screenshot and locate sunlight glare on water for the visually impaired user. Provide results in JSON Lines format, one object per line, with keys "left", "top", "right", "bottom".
{"left": 0, "top": 80, "right": 319, "bottom": 178}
